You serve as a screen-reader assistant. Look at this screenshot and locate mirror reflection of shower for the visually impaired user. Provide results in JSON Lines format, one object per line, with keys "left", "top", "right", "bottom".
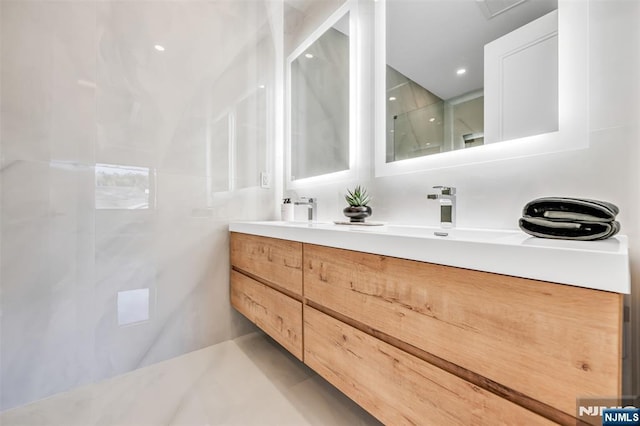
{"left": 387, "top": 66, "right": 483, "bottom": 162}
{"left": 385, "top": 0, "right": 557, "bottom": 163}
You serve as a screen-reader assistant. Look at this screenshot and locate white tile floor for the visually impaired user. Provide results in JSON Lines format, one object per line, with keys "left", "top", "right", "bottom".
{"left": 0, "top": 332, "right": 382, "bottom": 426}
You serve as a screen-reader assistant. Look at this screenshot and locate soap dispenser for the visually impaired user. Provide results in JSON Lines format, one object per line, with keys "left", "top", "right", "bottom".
{"left": 281, "top": 198, "right": 294, "bottom": 221}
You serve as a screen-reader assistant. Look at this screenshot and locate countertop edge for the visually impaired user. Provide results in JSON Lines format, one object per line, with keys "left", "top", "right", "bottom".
{"left": 229, "top": 222, "right": 630, "bottom": 294}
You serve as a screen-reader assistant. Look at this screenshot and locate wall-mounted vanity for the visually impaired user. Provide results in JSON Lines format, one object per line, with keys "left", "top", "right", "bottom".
{"left": 229, "top": 221, "right": 629, "bottom": 425}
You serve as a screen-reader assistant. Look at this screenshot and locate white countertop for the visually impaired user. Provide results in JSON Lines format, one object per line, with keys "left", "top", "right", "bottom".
{"left": 229, "top": 221, "right": 630, "bottom": 294}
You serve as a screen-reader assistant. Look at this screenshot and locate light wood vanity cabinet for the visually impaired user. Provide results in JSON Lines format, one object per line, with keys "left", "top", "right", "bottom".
{"left": 304, "top": 306, "right": 554, "bottom": 426}
{"left": 304, "top": 244, "right": 622, "bottom": 420}
{"left": 230, "top": 232, "right": 302, "bottom": 296}
{"left": 230, "top": 232, "right": 623, "bottom": 425}
{"left": 230, "top": 233, "right": 303, "bottom": 360}
{"left": 230, "top": 270, "right": 303, "bottom": 359}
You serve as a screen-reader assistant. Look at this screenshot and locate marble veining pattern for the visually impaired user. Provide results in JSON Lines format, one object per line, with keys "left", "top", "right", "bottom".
{"left": 1, "top": 0, "right": 279, "bottom": 410}
{"left": 0, "top": 333, "right": 381, "bottom": 426}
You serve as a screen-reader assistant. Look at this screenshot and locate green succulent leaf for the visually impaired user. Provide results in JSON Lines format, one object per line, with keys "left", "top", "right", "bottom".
{"left": 345, "top": 185, "right": 371, "bottom": 207}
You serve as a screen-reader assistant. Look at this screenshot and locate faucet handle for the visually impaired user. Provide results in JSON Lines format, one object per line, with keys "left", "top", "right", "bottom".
{"left": 432, "top": 185, "right": 456, "bottom": 196}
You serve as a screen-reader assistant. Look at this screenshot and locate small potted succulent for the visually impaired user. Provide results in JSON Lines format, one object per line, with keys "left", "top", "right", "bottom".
{"left": 343, "top": 185, "right": 372, "bottom": 223}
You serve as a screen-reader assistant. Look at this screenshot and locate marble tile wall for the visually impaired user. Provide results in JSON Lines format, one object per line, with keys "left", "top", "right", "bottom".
{"left": 0, "top": 0, "right": 280, "bottom": 410}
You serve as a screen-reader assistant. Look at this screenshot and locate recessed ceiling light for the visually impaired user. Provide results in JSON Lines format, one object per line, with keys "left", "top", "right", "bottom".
{"left": 389, "top": 96, "right": 396, "bottom": 101}
{"left": 154, "top": 44, "right": 165, "bottom": 52}
{"left": 456, "top": 68, "right": 466, "bottom": 75}
{"left": 429, "top": 117, "right": 435, "bottom": 122}
{"left": 305, "top": 53, "right": 314, "bottom": 59}
{"left": 258, "top": 84, "right": 265, "bottom": 89}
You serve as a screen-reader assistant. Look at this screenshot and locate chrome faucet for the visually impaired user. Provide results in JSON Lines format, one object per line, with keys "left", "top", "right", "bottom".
{"left": 294, "top": 197, "right": 318, "bottom": 222}
{"left": 427, "top": 186, "right": 456, "bottom": 228}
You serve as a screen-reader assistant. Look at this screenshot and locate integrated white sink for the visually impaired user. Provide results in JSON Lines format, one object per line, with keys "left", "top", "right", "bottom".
{"left": 382, "top": 224, "right": 516, "bottom": 241}
{"left": 229, "top": 221, "right": 630, "bottom": 294}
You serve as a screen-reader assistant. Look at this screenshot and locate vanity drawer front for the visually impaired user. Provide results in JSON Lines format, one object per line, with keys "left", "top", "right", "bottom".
{"left": 304, "top": 244, "right": 622, "bottom": 417}
{"left": 304, "top": 306, "right": 553, "bottom": 426}
{"left": 231, "top": 270, "right": 303, "bottom": 360}
{"left": 230, "top": 232, "right": 302, "bottom": 296}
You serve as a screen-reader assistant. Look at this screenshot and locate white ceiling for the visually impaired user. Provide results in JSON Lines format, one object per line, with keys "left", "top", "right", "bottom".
{"left": 386, "top": 0, "right": 557, "bottom": 100}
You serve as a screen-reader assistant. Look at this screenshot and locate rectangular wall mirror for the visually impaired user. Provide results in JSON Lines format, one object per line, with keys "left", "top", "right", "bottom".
{"left": 375, "top": 0, "right": 589, "bottom": 175}
{"left": 286, "top": 2, "right": 357, "bottom": 188}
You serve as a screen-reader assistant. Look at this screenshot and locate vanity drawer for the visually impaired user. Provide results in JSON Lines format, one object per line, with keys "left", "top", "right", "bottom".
{"left": 230, "top": 232, "right": 303, "bottom": 296}
{"left": 304, "top": 243, "right": 622, "bottom": 417}
{"left": 231, "top": 270, "right": 303, "bottom": 360}
{"left": 304, "top": 306, "right": 553, "bottom": 425}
